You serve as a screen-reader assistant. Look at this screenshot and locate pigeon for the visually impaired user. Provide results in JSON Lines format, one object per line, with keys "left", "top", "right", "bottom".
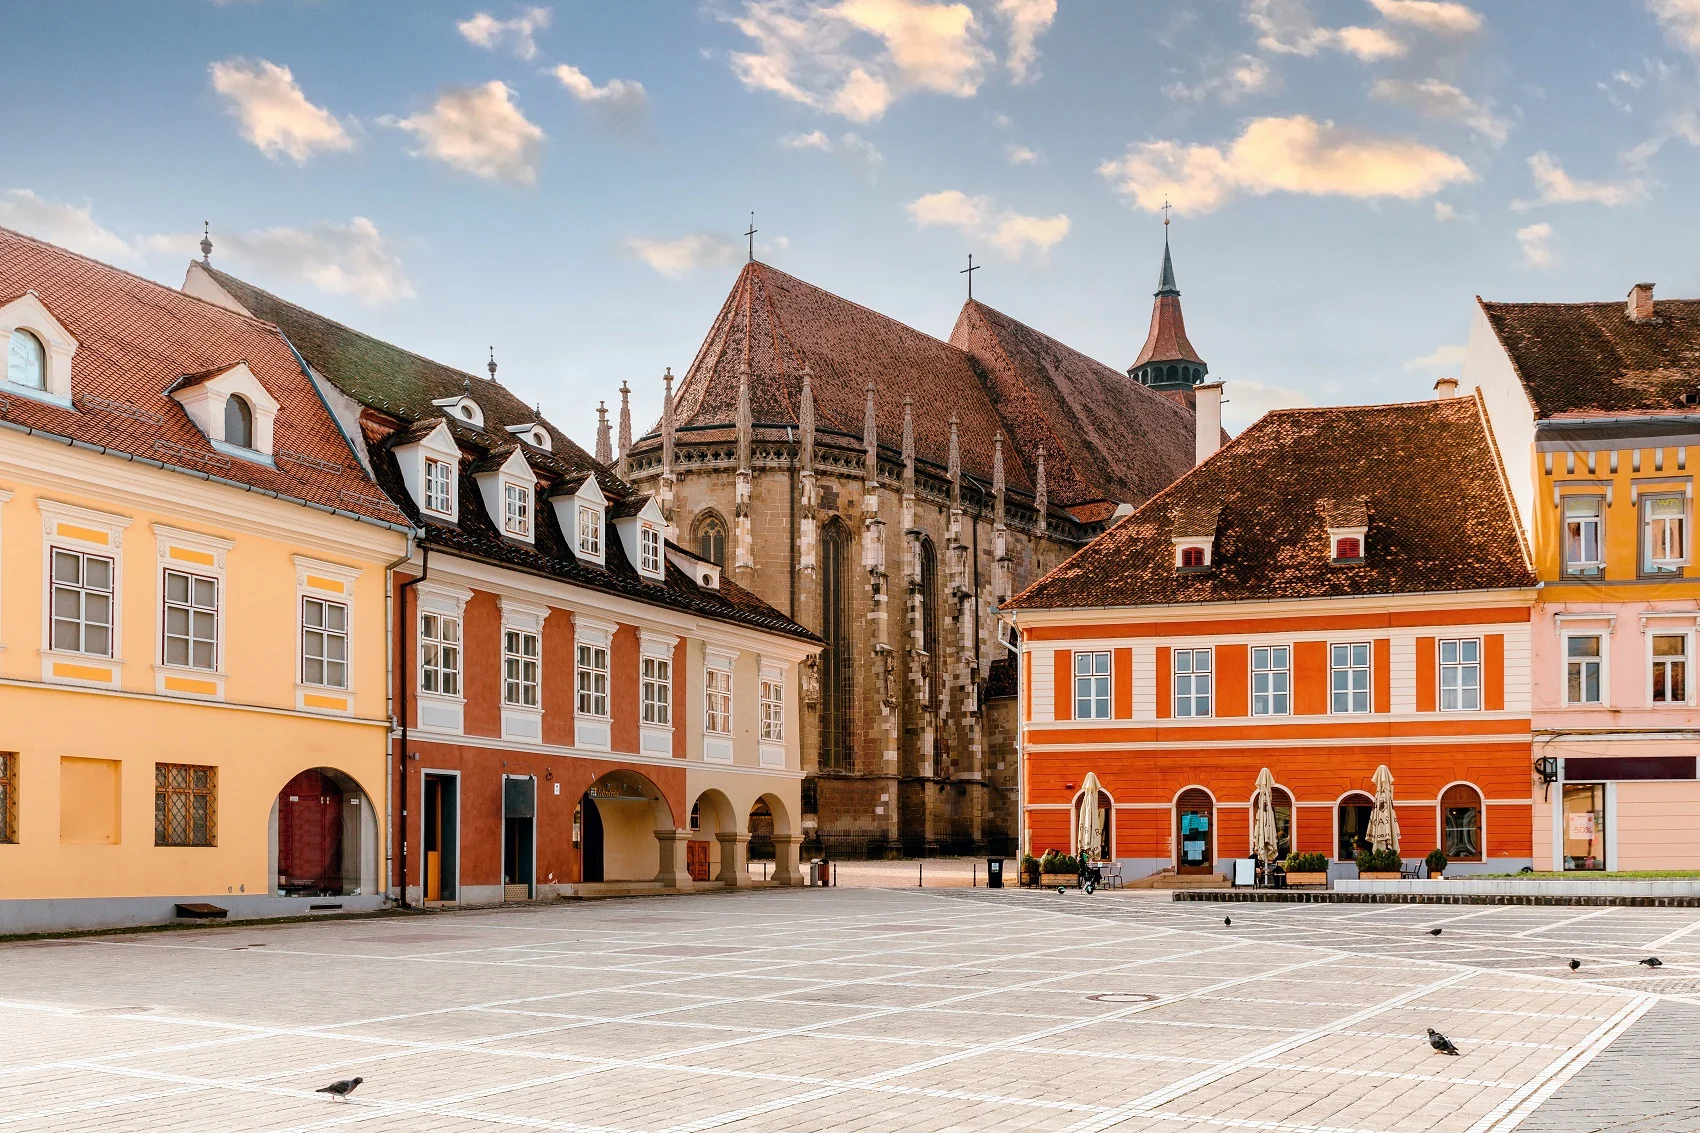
{"left": 1427, "top": 928, "right": 1443, "bottom": 936}
{"left": 1569, "top": 959, "right": 1581, "bottom": 971}
{"left": 1427, "top": 1028, "right": 1460, "bottom": 1056}
{"left": 1224, "top": 916, "right": 1232, "bottom": 926}
{"left": 1641, "top": 957, "right": 1663, "bottom": 968}
{"left": 316, "top": 1078, "right": 362, "bottom": 1101}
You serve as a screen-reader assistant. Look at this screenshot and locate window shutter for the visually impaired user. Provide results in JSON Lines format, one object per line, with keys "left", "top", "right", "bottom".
{"left": 1374, "top": 638, "right": 1392, "bottom": 713}
{"left": 1155, "top": 646, "right": 1172, "bottom": 719}
{"left": 1216, "top": 643, "right": 1249, "bottom": 718}
{"left": 1484, "top": 634, "right": 1505, "bottom": 710}
{"left": 1053, "top": 649, "right": 1072, "bottom": 722}
{"left": 1292, "top": 641, "right": 1328, "bottom": 715}
{"left": 1113, "top": 647, "right": 1133, "bottom": 719}
{"left": 1416, "top": 637, "right": 1437, "bottom": 712}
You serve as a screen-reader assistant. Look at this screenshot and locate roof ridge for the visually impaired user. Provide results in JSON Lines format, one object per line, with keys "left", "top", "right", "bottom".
{"left": 749, "top": 260, "right": 964, "bottom": 356}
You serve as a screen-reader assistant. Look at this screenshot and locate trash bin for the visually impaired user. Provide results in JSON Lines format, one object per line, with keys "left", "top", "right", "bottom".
{"left": 811, "top": 859, "right": 832, "bottom": 887}
{"left": 986, "top": 858, "right": 1004, "bottom": 889}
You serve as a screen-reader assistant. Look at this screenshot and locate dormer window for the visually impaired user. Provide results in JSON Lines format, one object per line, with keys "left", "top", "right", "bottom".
{"left": 424, "top": 458, "right": 453, "bottom": 515}
{"left": 224, "top": 395, "right": 254, "bottom": 449}
{"left": 641, "top": 524, "right": 662, "bottom": 574}
{"left": 1171, "top": 504, "right": 1220, "bottom": 575}
{"left": 578, "top": 503, "right": 602, "bottom": 556}
{"left": 1180, "top": 546, "right": 1205, "bottom": 569}
{"left": 613, "top": 494, "right": 668, "bottom": 582}
{"left": 430, "top": 394, "right": 484, "bottom": 429}
{"left": 507, "top": 422, "right": 553, "bottom": 451}
{"left": 8, "top": 329, "right": 44, "bottom": 390}
{"left": 396, "top": 420, "right": 461, "bottom": 523}
{"left": 1334, "top": 536, "right": 1361, "bottom": 561}
{"left": 168, "top": 361, "right": 280, "bottom": 463}
{"left": 504, "top": 482, "right": 531, "bottom": 537}
{"left": 1, "top": 293, "right": 77, "bottom": 406}
{"left": 1319, "top": 497, "right": 1369, "bottom": 567}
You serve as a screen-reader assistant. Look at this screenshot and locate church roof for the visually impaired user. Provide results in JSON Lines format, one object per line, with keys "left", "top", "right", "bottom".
{"left": 663, "top": 261, "right": 1204, "bottom": 509}
{"left": 948, "top": 299, "right": 1200, "bottom": 510}
{"left": 1131, "top": 234, "right": 1204, "bottom": 369}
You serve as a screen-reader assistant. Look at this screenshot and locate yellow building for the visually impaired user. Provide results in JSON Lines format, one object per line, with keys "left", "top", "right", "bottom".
{"left": 0, "top": 228, "right": 410, "bottom": 932}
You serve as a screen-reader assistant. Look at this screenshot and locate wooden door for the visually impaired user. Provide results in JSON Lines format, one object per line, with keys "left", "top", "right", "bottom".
{"left": 1176, "top": 788, "right": 1214, "bottom": 875}
{"left": 278, "top": 769, "right": 344, "bottom": 895}
{"left": 580, "top": 794, "right": 604, "bottom": 883}
{"left": 686, "top": 840, "right": 710, "bottom": 882}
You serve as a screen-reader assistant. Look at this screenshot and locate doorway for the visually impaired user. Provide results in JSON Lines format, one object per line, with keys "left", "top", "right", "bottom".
{"left": 579, "top": 792, "right": 605, "bottom": 883}
{"left": 423, "top": 773, "right": 458, "bottom": 903}
{"left": 502, "top": 776, "right": 535, "bottom": 900}
{"left": 1176, "top": 788, "right": 1214, "bottom": 874}
{"left": 1562, "top": 783, "right": 1606, "bottom": 871}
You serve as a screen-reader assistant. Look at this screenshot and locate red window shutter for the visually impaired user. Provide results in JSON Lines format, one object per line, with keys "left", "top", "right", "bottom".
{"left": 1374, "top": 638, "right": 1392, "bottom": 714}
{"left": 1053, "top": 649, "right": 1072, "bottom": 721}
{"left": 1155, "top": 646, "right": 1172, "bottom": 719}
{"left": 1180, "top": 546, "right": 1204, "bottom": 569}
{"left": 1416, "top": 637, "right": 1437, "bottom": 712}
{"left": 1335, "top": 537, "right": 1360, "bottom": 560}
{"left": 1484, "top": 634, "right": 1505, "bottom": 710}
{"left": 1113, "top": 647, "right": 1133, "bottom": 719}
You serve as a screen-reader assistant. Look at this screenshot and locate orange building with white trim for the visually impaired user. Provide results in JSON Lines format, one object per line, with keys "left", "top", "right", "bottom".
{"left": 1005, "top": 393, "right": 1540, "bottom": 881}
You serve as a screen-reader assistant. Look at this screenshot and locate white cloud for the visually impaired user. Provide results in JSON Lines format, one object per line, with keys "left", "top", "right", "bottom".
{"left": 552, "top": 64, "right": 648, "bottom": 130}
{"left": 0, "top": 190, "right": 142, "bottom": 265}
{"left": 778, "top": 130, "right": 884, "bottom": 179}
{"left": 779, "top": 129, "right": 834, "bottom": 150}
{"left": 905, "top": 189, "right": 1069, "bottom": 258}
{"left": 1164, "top": 55, "right": 1275, "bottom": 104}
{"left": 991, "top": 111, "right": 1012, "bottom": 128}
{"left": 1221, "top": 379, "right": 1311, "bottom": 432}
{"left": 180, "top": 217, "right": 415, "bottom": 305}
{"left": 209, "top": 58, "right": 353, "bottom": 164}
{"left": 1244, "top": 0, "right": 1405, "bottom": 60}
{"left": 1404, "top": 343, "right": 1464, "bottom": 372}
{"left": 626, "top": 231, "right": 789, "bottom": 278}
{"left": 1371, "top": 78, "right": 1509, "bottom": 145}
{"left": 1004, "top": 143, "right": 1042, "bottom": 164}
{"left": 1517, "top": 221, "right": 1554, "bottom": 268}
{"left": 1433, "top": 200, "right": 1455, "bottom": 220}
{"left": 388, "top": 82, "right": 544, "bottom": 184}
{"left": 997, "top": 0, "right": 1057, "bottom": 83}
{"left": 1514, "top": 152, "right": 1647, "bottom": 208}
{"left": 1367, "top": 0, "right": 1482, "bottom": 35}
{"left": 724, "top": 0, "right": 992, "bottom": 122}
{"left": 1099, "top": 115, "right": 1472, "bottom": 215}
{"left": 1648, "top": 0, "right": 1700, "bottom": 54}
{"left": 457, "top": 7, "right": 551, "bottom": 60}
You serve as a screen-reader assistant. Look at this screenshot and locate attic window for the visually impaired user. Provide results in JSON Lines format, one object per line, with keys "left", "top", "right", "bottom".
{"left": 532, "top": 427, "right": 551, "bottom": 450}
{"left": 459, "top": 405, "right": 475, "bottom": 420}
{"left": 7, "top": 330, "right": 45, "bottom": 390}
{"left": 1319, "top": 497, "right": 1370, "bottom": 567}
{"left": 1180, "top": 546, "right": 1205, "bottom": 569}
{"left": 1334, "top": 536, "right": 1362, "bottom": 562}
{"left": 224, "top": 395, "right": 254, "bottom": 449}
{"left": 432, "top": 394, "right": 484, "bottom": 428}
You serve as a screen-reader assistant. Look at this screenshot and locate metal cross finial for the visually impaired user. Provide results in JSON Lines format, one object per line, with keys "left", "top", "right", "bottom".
{"left": 745, "top": 212, "right": 757, "bottom": 262}
{"left": 1161, "top": 198, "right": 1172, "bottom": 226}
{"left": 960, "top": 253, "right": 980, "bottom": 301}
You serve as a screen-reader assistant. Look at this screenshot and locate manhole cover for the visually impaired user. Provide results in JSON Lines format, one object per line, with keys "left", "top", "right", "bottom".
{"left": 1086, "top": 993, "right": 1159, "bottom": 1004}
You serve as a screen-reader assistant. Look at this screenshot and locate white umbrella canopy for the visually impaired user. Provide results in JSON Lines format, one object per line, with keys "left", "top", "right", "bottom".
{"left": 1077, "top": 772, "right": 1105, "bottom": 861}
{"left": 1252, "top": 768, "right": 1281, "bottom": 863}
{"left": 1368, "top": 764, "right": 1401, "bottom": 854}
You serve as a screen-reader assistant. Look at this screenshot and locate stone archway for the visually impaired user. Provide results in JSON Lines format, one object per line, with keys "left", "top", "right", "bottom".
{"left": 583, "top": 769, "right": 676, "bottom": 885}
{"left": 689, "top": 787, "right": 737, "bottom": 885}
{"left": 753, "top": 791, "right": 802, "bottom": 886}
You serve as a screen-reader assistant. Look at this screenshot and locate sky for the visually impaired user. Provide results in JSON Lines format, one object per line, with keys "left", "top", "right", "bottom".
{"left": 6, "top": 0, "right": 1700, "bottom": 446}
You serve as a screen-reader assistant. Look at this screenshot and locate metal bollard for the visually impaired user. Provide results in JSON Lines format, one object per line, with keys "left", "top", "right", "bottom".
{"left": 974, "top": 864, "right": 978, "bottom": 887}
{"left": 918, "top": 861, "right": 923, "bottom": 887}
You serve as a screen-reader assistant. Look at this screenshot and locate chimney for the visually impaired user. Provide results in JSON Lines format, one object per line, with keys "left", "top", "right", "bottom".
{"left": 1194, "top": 381, "right": 1224, "bottom": 465}
{"left": 1628, "top": 282, "right": 1656, "bottom": 323}
{"left": 1433, "top": 376, "right": 1459, "bottom": 400}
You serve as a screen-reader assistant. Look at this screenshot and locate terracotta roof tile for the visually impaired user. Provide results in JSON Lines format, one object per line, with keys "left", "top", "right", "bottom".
{"left": 1006, "top": 397, "right": 1533, "bottom": 609}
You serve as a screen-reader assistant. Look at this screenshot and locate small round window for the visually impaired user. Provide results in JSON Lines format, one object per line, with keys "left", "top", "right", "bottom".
{"left": 460, "top": 405, "right": 475, "bottom": 420}
{"left": 7, "top": 329, "right": 45, "bottom": 390}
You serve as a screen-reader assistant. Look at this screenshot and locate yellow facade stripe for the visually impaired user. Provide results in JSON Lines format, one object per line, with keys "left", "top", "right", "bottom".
{"left": 52, "top": 662, "right": 114, "bottom": 682}
{"left": 302, "top": 693, "right": 348, "bottom": 711}
{"left": 163, "top": 676, "right": 219, "bottom": 695}
{"left": 305, "top": 575, "right": 345, "bottom": 594}
{"left": 167, "top": 546, "right": 217, "bottom": 567}
{"left": 56, "top": 523, "right": 110, "bottom": 545}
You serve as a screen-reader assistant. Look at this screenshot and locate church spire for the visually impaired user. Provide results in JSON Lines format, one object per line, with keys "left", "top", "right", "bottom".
{"left": 1129, "top": 209, "right": 1208, "bottom": 393}
{"left": 595, "top": 401, "right": 612, "bottom": 464}
{"left": 617, "top": 380, "right": 632, "bottom": 478}
{"left": 1156, "top": 225, "right": 1179, "bottom": 296}
{"left": 661, "top": 368, "right": 675, "bottom": 477}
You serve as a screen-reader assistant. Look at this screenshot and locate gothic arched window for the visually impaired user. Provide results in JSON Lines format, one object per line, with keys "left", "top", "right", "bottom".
{"left": 694, "top": 512, "right": 727, "bottom": 567}
{"left": 819, "top": 520, "right": 852, "bottom": 773}
{"left": 919, "top": 536, "right": 940, "bottom": 708}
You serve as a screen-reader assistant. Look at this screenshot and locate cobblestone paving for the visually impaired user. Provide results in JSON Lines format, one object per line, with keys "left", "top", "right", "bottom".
{"left": 1, "top": 888, "right": 1695, "bottom": 1132}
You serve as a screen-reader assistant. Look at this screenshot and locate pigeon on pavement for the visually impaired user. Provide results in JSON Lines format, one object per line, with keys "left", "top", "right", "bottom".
{"left": 1224, "top": 916, "right": 1232, "bottom": 926}
{"left": 1427, "top": 1028, "right": 1460, "bottom": 1056}
{"left": 1569, "top": 959, "right": 1581, "bottom": 970}
{"left": 1641, "top": 957, "right": 1663, "bottom": 968}
{"left": 1427, "top": 928, "right": 1443, "bottom": 936}
{"left": 316, "top": 1078, "right": 363, "bottom": 1101}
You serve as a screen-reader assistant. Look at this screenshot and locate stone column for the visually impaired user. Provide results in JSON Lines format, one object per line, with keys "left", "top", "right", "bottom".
{"left": 655, "top": 828, "right": 692, "bottom": 890}
{"left": 716, "top": 831, "right": 750, "bottom": 887}
{"left": 771, "top": 833, "right": 803, "bottom": 886}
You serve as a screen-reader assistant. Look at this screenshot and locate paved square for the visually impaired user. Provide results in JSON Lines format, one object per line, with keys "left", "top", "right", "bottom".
{"left": 2, "top": 889, "right": 1698, "bottom": 1132}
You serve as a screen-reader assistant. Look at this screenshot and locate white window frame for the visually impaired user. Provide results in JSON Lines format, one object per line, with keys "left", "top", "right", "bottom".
{"left": 1562, "top": 495, "right": 1604, "bottom": 578}
{"left": 1648, "top": 628, "right": 1691, "bottom": 706}
{"left": 1563, "top": 630, "right": 1607, "bottom": 707}
{"left": 640, "top": 523, "right": 662, "bottom": 575}
{"left": 38, "top": 500, "right": 130, "bottom": 687}
{"left": 419, "top": 612, "right": 462, "bottom": 697}
{"left": 1074, "top": 650, "right": 1111, "bottom": 720}
{"left": 503, "top": 627, "right": 539, "bottom": 707}
{"left": 497, "top": 597, "right": 549, "bottom": 741}
{"left": 1438, "top": 637, "right": 1481, "bottom": 712}
{"left": 293, "top": 556, "right": 362, "bottom": 712}
{"left": 1173, "top": 647, "right": 1212, "bottom": 718}
{"left": 1642, "top": 492, "right": 1689, "bottom": 576}
{"left": 705, "top": 663, "right": 734, "bottom": 736}
{"left": 151, "top": 524, "right": 233, "bottom": 699}
{"left": 51, "top": 547, "right": 115, "bottom": 658}
{"left": 1251, "top": 645, "right": 1290, "bottom": 716}
{"left": 1330, "top": 642, "right": 1372, "bottom": 714}
{"left": 161, "top": 568, "right": 219, "bottom": 672}
{"left": 577, "top": 641, "right": 610, "bottom": 719}
{"left": 642, "top": 654, "right": 672, "bottom": 725}
{"left": 424, "top": 457, "right": 454, "bottom": 516}
{"left": 760, "top": 673, "right": 784, "bottom": 741}
{"left": 302, "top": 595, "right": 350, "bottom": 690}
{"left": 578, "top": 504, "right": 603, "bottom": 558}
{"left": 504, "top": 482, "right": 532, "bottom": 538}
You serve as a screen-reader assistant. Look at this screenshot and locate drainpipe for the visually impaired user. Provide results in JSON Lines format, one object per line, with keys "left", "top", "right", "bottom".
{"left": 397, "top": 539, "right": 430, "bottom": 909}
{"left": 381, "top": 536, "right": 418, "bottom": 909}
{"left": 788, "top": 427, "right": 797, "bottom": 618}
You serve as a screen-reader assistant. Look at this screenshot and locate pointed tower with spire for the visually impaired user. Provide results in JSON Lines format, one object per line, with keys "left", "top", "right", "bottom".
{"left": 1128, "top": 208, "right": 1208, "bottom": 394}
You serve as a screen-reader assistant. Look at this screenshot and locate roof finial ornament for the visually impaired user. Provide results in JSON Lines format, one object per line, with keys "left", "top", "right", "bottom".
{"left": 1034, "top": 444, "right": 1048, "bottom": 537}
{"left": 798, "top": 365, "right": 816, "bottom": 472}
{"left": 745, "top": 212, "right": 757, "bottom": 262}
{"left": 487, "top": 346, "right": 497, "bottom": 381}
{"left": 595, "top": 401, "right": 612, "bottom": 464}
{"left": 863, "top": 380, "right": 878, "bottom": 486}
{"left": 736, "top": 362, "right": 752, "bottom": 474}
{"left": 1162, "top": 198, "right": 1172, "bottom": 228}
{"left": 960, "top": 253, "right": 980, "bottom": 301}
{"left": 901, "top": 396, "right": 916, "bottom": 497}
{"left": 199, "top": 222, "right": 213, "bottom": 264}
{"left": 617, "top": 380, "right": 632, "bottom": 477}
{"left": 661, "top": 366, "right": 676, "bottom": 476}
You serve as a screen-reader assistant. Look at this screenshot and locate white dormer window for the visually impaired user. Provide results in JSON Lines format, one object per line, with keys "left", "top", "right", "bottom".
{"left": 549, "top": 472, "right": 607, "bottom": 566}
{"left": 424, "top": 458, "right": 454, "bottom": 515}
{"left": 1330, "top": 528, "right": 1368, "bottom": 563}
{"left": 1174, "top": 539, "right": 1212, "bottom": 571}
{"left": 1319, "top": 498, "right": 1369, "bottom": 566}
{"left": 506, "top": 422, "right": 553, "bottom": 451}
{"left": 168, "top": 361, "right": 280, "bottom": 463}
{"left": 430, "top": 394, "right": 484, "bottom": 428}
{"left": 505, "top": 482, "right": 531, "bottom": 537}
{"left": 614, "top": 495, "right": 669, "bottom": 582}
{"left": 0, "top": 293, "right": 76, "bottom": 407}
{"left": 641, "top": 524, "right": 662, "bottom": 574}
{"left": 579, "top": 504, "right": 602, "bottom": 555}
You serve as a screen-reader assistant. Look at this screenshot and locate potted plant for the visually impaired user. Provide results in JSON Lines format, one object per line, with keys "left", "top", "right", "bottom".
{"left": 1425, "top": 849, "right": 1448, "bottom": 879}
{"left": 1039, "top": 850, "right": 1079, "bottom": 888}
{"left": 1283, "top": 852, "right": 1329, "bottom": 886}
{"left": 1356, "top": 847, "right": 1404, "bottom": 879}
{"left": 1020, "top": 853, "right": 1041, "bottom": 888}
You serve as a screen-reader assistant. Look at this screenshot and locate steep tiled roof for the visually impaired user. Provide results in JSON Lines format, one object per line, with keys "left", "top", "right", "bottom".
{"left": 1006, "top": 397, "right": 1533, "bottom": 609}
{"left": 1481, "top": 296, "right": 1700, "bottom": 419}
{"left": 0, "top": 227, "right": 407, "bottom": 529}
{"left": 1131, "top": 294, "right": 1205, "bottom": 368}
{"left": 953, "top": 299, "right": 1200, "bottom": 508}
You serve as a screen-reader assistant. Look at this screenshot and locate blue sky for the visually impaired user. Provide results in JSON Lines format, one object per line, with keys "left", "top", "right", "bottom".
{"left": 6, "top": 0, "right": 1700, "bottom": 444}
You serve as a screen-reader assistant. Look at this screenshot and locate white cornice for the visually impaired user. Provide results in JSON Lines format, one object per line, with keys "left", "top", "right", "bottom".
{"left": 1007, "top": 587, "right": 1540, "bottom": 628}
{"left": 402, "top": 730, "right": 804, "bottom": 780}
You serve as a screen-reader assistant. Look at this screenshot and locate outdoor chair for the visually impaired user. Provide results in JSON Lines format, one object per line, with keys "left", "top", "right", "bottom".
{"left": 1400, "top": 859, "right": 1423, "bottom": 879}
{"left": 1097, "top": 861, "right": 1123, "bottom": 889}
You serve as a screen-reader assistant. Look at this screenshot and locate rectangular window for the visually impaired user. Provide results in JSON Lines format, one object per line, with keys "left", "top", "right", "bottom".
{"left": 0, "top": 752, "right": 15, "bottom": 845}
{"left": 1439, "top": 638, "right": 1481, "bottom": 711}
{"left": 642, "top": 655, "right": 671, "bottom": 725}
{"left": 419, "top": 613, "right": 461, "bottom": 696}
{"left": 1643, "top": 494, "right": 1687, "bottom": 574}
{"left": 1173, "top": 648, "right": 1212, "bottom": 718}
{"left": 1652, "top": 633, "right": 1688, "bottom": 703}
{"left": 641, "top": 525, "right": 662, "bottom": 574}
{"left": 705, "top": 666, "right": 733, "bottom": 735}
{"left": 760, "top": 675, "right": 784, "bottom": 741}
{"left": 1562, "top": 496, "right": 1603, "bottom": 577}
{"left": 301, "top": 597, "right": 348, "bottom": 688}
{"left": 424, "top": 458, "right": 453, "bottom": 515}
{"left": 578, "top": 505, "right": 602, "bottom": 556}
{"left": 1073, "top": 651, "right": 1111, "bottom": 719}
{"left": 1330, "top": 642, "right": 1371, "bottom": 714}
{"left": 1251, "top": 646, "right": 1290, "bottom": 716}
{"left": 504, "top": 483, "right": 531, "bottom": 537}
{"left": 1566, "top": 635, "right": 1603, "bottom": 705}
{"left": 154, "top": 763, "right": 215, "bottom": 847}
{"left": 576, "top": 643, "right": 609, "bottom": 717}
{"left": 503, "top": 629, "right": 539, "bottom": 707}
{"left": 51, "top": 548, "right": 114, "bottom": 656}
{"left": 162, "top": 569, "right": 218, "bottom": 670}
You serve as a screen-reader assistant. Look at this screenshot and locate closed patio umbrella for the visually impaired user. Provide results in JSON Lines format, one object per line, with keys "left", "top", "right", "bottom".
{"left": 1251, "top": 768, "right": 1281, "bottom": 863}
{"left": 1368, "top": 764, "right": 1401, "bottom": 854}
{"left": 1077, "top": 772, "right": 1105, "bottom": 861}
